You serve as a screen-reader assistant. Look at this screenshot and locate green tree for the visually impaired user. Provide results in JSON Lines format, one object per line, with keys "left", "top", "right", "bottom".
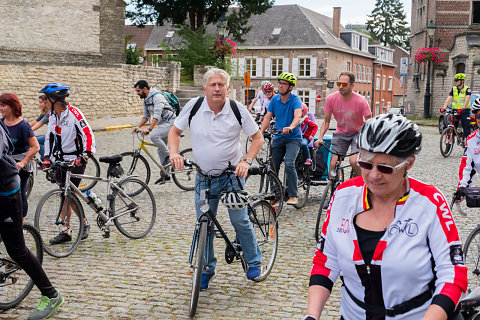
{"left": 125, "top": 35, "right": 144, "bottom": 65}
{"left": 366, "top": 0, "right": 410, "bottom": 49}
{"left": 126, "top": 0, "right": 273, "bottom": 42}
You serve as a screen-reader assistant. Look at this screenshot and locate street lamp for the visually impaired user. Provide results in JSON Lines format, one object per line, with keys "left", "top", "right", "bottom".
{"left": 216, "top": 12, "right": 228, "bottom": 63}
{"left": 423, "top": 20, "right": 436, "bottom": 118}
{"left": 318, "top": 62, "right": 325, "bottom": 79}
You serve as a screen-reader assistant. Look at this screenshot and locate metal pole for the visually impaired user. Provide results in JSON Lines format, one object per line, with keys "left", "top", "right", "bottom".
{"left": 423, "top": 36, "right": 433, "bottom": 118}
{"left": 402, "top": 76, "right": 406, "bottom": 115}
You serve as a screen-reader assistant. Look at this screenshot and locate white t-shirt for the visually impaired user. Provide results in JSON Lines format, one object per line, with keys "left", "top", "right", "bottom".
{"left": 174, "top": 97, "right": 259, "bottom": 174}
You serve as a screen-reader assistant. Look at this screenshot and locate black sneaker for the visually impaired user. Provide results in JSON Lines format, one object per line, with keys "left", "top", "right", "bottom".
{"left": 81, "top": 224, "right": 90, "bottom": 240}
{"left": 154, "top": 174, "right": 171, "bottom": 185}
{"left": 49, "top": 232, "right": 72, "bottom": 245}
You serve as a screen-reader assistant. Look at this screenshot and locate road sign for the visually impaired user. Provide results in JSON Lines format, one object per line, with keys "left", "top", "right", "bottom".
{"left": 316, "top": 95, "right": 322, "bottom": 103}
{"left": 400, "top": 57, "right": 408, "bottom": 77}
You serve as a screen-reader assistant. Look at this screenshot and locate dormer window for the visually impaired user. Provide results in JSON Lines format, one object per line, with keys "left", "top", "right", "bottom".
{"left": 272, "top": 28, "right": 282, "bottom": 36}
{"left": 352, "top": 34, "right": 360, "bottom": 50}
{"left": 166, "top": 31, "right": 174, "bottom": 38}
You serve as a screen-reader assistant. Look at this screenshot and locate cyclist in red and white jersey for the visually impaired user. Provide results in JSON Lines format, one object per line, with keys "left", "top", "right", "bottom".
{"left": 455, "top": 98, "right": 480, "bottom": 201}
{"left": 248, "top": 80, "right": 271, "bottom": 112}
{"left": 304, "top": 114, "right": 467, "bottom": 320}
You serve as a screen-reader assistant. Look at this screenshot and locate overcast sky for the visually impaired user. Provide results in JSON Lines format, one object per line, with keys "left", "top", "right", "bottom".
{"left": 273, "top": 0, "right": 412, "bottom": 26}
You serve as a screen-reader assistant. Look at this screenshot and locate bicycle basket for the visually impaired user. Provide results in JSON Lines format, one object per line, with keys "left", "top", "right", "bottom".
{"left": 465, "top": 187, "right": 480, "bottom": 207}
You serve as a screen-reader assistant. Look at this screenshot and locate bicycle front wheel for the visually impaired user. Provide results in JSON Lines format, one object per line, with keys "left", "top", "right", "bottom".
{"left": 34, "top": 189, "right": 84, "bottom": 258}
{"left": 245, "top": 170, "right": 284, "bottom": 217}
{"left": 440, "top": 127, "right": 455, "bottom": 158}
{"left": 78, "top": 155, "right": 101, "bottom": 192}
{"left": 171, "top": 148, "right": 196, "bottom": 191}
{"left": 464, "top": 225, "right": 480, "bottom": 290}
{"left": 190, "top": 220, "right": 207, "bottom": 318}
{"left": 294, "top": 166, "right": 310, "bottom": 209}
{"left": 0, "top": 223, "right": 43, "bottom": 310}
{"left": 315, "top": 180, "right": 336, "bottom": 242}
{"left": 113, "top": 177, "right": 156, "bottom": 239}
{"left": 119, "top": 152, "right": 151, "bottom": 187}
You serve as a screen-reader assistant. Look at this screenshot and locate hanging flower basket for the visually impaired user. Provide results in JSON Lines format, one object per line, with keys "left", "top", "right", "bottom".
{"left": 211, "top": 38, "right": 237, "bottom": 59}
{"left": 414, "top": 47, "right": 445, "bottom": 66}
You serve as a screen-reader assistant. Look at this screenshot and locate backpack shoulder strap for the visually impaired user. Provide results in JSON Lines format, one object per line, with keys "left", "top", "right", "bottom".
{"left": 188, "top": 97, "right": 205, "bottom": 126}
{"left": 229, "top": 100, "right": 242, "bottom": 126}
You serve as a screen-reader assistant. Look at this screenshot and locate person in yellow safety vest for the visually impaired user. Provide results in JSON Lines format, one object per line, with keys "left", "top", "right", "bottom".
{"left": 442, "top": 73, "right": 472, "bottom": 137}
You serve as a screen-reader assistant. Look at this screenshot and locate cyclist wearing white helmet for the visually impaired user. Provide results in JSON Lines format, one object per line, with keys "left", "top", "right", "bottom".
{"left": 442, "top": 73, "right": 472, "bottom": 136}
{"left": 248, "top": 80, "right": 272, "bottom": 112}
{"left": 305, "top": 114, "right": 467, "bottom": 320}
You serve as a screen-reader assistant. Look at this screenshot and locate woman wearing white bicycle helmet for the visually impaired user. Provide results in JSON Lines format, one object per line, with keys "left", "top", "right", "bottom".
{"left": 248, "top": 80, "right": 273, "bottom": 112}
{"left": 305, "top": 114, "right": 467, "bottom": 320}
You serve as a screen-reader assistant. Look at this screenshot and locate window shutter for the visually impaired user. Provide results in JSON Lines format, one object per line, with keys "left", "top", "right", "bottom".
{"left": 283, "top": 58, "right": 289, "bottom": 73}
{"left": 265, "top": 58, "right": 271, "bottom": 78}
{"left": 256, "top": 58, "right": 263, "bottom": 78}
{"left": 309, "top": 90, "right": 316, "bottom": 113}
{"left": 239, "top": 58, "right": 245, "bottom": 76}
{"left": 310, "top": 57, "right": 317, "bottom": 78}
{"left": 292, "top": 58, "right": 299, "bottom": 77}
{"left": 231, "top": 58, "right": 238, "bottom": 77}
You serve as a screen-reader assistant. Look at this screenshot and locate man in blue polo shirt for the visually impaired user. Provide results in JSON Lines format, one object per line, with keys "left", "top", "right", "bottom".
{"left": 260, "top": 72, "right": 302, "bottom": 205}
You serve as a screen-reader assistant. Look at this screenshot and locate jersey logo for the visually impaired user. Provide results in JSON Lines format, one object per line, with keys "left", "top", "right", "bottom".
{"left": 55, "top": 126, "right": 62, "bottom": 134}
{"left": 387, "top": 218, "right": 418, "bottom": 237}
{"left": 79, "top": 120, "right": 87, "bottom": 128}
{"left": 336, "top": 218, "right": 350, "bottom": 234}
{"left": 450, "top": 245, "right": 464, "bottom": 265}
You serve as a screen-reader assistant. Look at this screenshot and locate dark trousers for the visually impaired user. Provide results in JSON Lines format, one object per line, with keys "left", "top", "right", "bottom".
{"left": 19, "top": 169, "right": 29, "bottom": 218}
{"left": 0, "top": 191, "right": 56, "bottom": 297}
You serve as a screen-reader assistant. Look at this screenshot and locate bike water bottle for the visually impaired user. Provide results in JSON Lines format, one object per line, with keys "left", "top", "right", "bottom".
{"left": 86, "top": 190, "right": 103, "bottom": 212}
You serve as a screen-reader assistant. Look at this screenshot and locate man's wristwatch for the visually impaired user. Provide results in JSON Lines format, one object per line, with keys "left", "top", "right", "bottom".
{"left": 243, "top": 157, "right": 253, "bottom": 165}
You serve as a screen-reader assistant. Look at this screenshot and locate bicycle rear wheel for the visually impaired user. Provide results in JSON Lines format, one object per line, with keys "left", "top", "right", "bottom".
{"left": 171, "top": 148, "right": 196, "bottom": 191}
{"left": 119, "top": 152, "right": 151, "bottom": 188}
{"left": 25, "top": 172, "right": 34, "bottom": 199}
{"left": 0, "top": 223, "right": 43, "bottom": 310}
{"left": 113, "top": 177, "right": 156, "bottom": 239}
{"left": 248, "top": 200, "right": 278, "bottom": 282}
{"left": 294, "top": 165, "right": 310, "bottom": 209}
{"left": 315, "top": 180, "right": 336, "bottom": 242}
{"left": 190, "top": 220, "right": 207, "bottom": 318}
{"left": 464, "top": 225, "right": 480, "bottom": 290}
{"left": 78, "top": 155, "right": 101, "bottom": 192}
{"left": 245, "top": 170, "right": 284, "bottom": 217}
{"left": 34, "top": 189, "right": 84, "bottom": 258}
{"left": 440, "top": 127, "right": 455, "bottom": 158}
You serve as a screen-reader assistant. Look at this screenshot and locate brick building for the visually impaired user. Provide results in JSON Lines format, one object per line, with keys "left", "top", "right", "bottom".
{"left": 408, "top": 0, "right": 480, "bottom": 117}
{"left": 369, "top": 45, "right": 396, "bottom": 116}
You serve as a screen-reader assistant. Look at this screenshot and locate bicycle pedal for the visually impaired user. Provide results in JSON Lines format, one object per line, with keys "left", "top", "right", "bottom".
{"left": 214, "top": 230, "right": 223, "bottom": 238}
{"left": 103, "top": 232, "right": 110, "bottom": 238}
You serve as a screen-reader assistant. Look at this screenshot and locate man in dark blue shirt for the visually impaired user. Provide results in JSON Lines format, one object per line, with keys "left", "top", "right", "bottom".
{"left": 260, "top": 72, "right": 302, "bottom": 205}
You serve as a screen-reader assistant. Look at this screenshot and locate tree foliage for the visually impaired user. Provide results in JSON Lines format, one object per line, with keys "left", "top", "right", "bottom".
{"left": 125, "top": 35, "right": 143, "bottom": 65}
{"left": 366, "top": 0, "right": 410, "bottom": 49}
{"left": 126, "top": 0, "right": 273, "bottom": 42}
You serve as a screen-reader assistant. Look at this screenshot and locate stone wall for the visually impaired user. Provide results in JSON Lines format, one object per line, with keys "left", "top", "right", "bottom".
{"left": 193, "top": 65, "right": 216, "bottom": 87}
{"left": 0, "top": 61, "right": 180, "bottom": 121}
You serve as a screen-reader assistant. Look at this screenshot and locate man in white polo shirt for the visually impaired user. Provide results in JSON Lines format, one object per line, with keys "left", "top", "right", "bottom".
{"left": 168, "top": 68, "right": 264, "bottom": 290}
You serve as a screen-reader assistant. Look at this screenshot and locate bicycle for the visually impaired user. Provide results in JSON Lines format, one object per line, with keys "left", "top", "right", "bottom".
{"left": 34, "top": 155, "right": 157, "bottom": 258}
{"left": 440, "top": 109, "right": 469, "bottom": 158}
{"left": 244, "top": 130, "right": 285, "bottom": 216}
{"left": 120, "top": 130, "right": 195, "bottom": 191}
{"left": 26, "top": 154, "right": 101, "bottom": 199}
{"left": 188, "top": 163, "right": 278, "bottom": 318}
{"left": 314, "top": 142, "right": 356, "bottom": 242}
{"left": 0, "top": 223, "right": 43, "bottom": 310}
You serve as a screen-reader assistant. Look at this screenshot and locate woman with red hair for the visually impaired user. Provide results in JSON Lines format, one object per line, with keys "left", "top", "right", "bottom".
{"left": 0, "top": 93, "right": 39, "bottom": 218}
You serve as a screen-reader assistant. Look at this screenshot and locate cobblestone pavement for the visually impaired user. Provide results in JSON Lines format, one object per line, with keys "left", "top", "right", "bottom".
{"left": 2, "top": 125, "right": 476, "bottom": 319}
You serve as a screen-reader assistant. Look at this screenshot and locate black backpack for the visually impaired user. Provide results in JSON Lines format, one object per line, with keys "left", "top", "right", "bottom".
{"left": 188, "top": 96, "right": 242, "bottom": 127}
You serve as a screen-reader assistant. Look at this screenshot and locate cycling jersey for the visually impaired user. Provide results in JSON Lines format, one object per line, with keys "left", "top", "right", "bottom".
{"left": 310, "top": 176, "right": 467, "bottom": 319}
{"left": 458, "top": 129, "right": 480, "bottom": 188}
{"left": 44, "top": 104, "right": 95, "bottom": 161}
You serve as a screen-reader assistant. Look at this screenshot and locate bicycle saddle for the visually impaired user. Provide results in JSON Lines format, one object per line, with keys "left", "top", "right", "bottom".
{"left": 459, "top": 286, "right": 480, "bottom": 310}
{"left": 99, "top": 155, "right": 123, "bottom": 164}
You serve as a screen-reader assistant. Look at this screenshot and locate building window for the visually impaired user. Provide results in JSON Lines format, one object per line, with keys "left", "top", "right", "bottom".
{"left": 376, "top": 74, "right": 381, "bottom": 90}
{"left": 297, "top": 90, "right": 310, "bottom": 106}
{"left": 383, "top": 75, "right": 386, "bottom": 90}
{"left": 246, "top": 58, "right": 257, "bottom": 77}
{"left": 363, "top": 66, "right": 367, "bottom": 83}
{"left": 354, "top": 64, "right": 358, "bottom": 80}
{"left": 413, "top": 75, "right": 420, "bottom": 91}
{"left": 388, "top": 76, "right": 393, "bottom": 91}
{"left": 368, "top": 67, "right": 372, "bottom": 83}
{"left": 299, "top": 58, "right": 311, "bottom": 77}
{"left": 358, "top": 65, "right": 362, "bottom": 82}
{"left": 474, "top": 1, "right": 480, "bottom": 24}
{"left": 346, "top": 62, "right": 351, "bottom": 72}
{"left": 416, "top": 0, "right": 425, "bottom": 30}
{"left": 151, "top": 54, "right": 162, "bottom": 67}
{"left": 271, "top": 58, "right": 283, "bottom": 77}
{"left": 361, "top": 38, "right": 369, "bottom": 52}
{"left": 245, "top": 89, "right": 255, "bottom": 105}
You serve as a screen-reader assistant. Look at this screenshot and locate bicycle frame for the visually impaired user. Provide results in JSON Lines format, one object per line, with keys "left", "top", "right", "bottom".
{"left": 130, "top": 132, "right": 170, "bottom": 176}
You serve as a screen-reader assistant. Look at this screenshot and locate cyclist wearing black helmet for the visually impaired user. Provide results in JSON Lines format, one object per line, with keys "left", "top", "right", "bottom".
{"left": 260, "top": 72, "right": 302, "bottom": 205}
{"left": 305, "top": 114, "right": 467, "bottom": 320}
{"left": 442, "top": 73, "right": 472, "bottom": 137}
{"left": 40, "top": 83, "right": 95, "bottom": 244}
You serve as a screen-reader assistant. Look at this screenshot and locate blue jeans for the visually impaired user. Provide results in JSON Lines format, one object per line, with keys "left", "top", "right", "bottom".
{"left": 301, "top": 138, "right": 311, "bottom": 160}
{"left": 36, "top": 135, "right": 45, "bottom": 160}
{"left": 271, "top": 138, "right": 301, "bottom": 198}
{"left": 194, "top": 173, "right": 262, "bottom": 275}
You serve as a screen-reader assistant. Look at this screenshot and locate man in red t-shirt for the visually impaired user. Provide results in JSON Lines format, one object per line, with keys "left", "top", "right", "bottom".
{"left": 314, "top": 72, "right": 371, "bottom": 177}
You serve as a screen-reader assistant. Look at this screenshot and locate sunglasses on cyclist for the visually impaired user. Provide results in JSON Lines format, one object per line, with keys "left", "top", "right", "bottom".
{"left": 336, "top": 82, "right": 349, "bottom": 88}
{"left": 356, "top": 158, "right": 410, "bottom": 174}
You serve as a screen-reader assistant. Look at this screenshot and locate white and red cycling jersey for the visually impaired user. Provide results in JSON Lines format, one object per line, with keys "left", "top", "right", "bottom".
{"left": 458, "top": 129, "right": 480, "bottom": 188}
{"left": 310, "top": 176, "right": 467, "bottom": 319}
{"left": 44, "top": 104, "right": 95, "bottom": 161}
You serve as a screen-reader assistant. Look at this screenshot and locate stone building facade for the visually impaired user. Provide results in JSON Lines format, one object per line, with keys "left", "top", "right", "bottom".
{"left": 0, "top": 0, "right": 180, "bottom": 120}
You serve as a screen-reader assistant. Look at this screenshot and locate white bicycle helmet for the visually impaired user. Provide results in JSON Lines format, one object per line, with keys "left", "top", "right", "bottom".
{"left": 261, "top": 80, "right": 272, "bottom": 89}
{"left": 472, "top": 97, "right": 480, "bottom": 114}
{"left": 220, "top": 190, "right": 251, "bottom": 210}
{"left": 357, "top": 113, "right": 422, "bottom": 157}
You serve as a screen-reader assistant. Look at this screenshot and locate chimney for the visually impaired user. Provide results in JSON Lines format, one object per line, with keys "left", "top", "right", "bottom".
{"left": 333, "top": 7, "right": 341, "bottom": 38}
